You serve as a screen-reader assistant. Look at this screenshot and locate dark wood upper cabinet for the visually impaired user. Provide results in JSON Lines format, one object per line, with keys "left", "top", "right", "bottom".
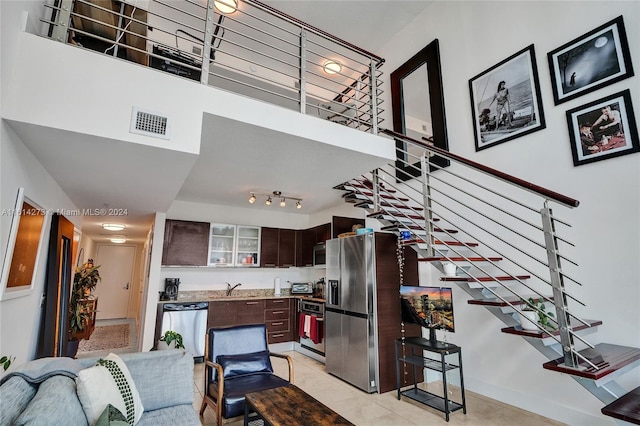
{"left": 162, "top": 219, "right": 209, "bottom": 266}
{"left": 296, "top": 229, "right": 315, "bottom": 267}
{"left": 260, "top": 227, "right": 279, "bottom": 267}
{"left": 278, "top": 229, "right": 296, "bottom": 267}
{"left": 332, "top": 216, "right": 365, "bottom": 238}
{"left": 314, "top": 223, "right": 332, "bottom": 244}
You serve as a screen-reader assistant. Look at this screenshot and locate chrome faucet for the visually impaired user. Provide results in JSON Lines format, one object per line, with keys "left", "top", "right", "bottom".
{"left": 226, "top": 282, "right": 242, "bottom": 296}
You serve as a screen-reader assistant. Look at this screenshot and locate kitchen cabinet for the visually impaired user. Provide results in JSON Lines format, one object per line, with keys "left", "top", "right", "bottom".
{"left": 314, "top": 223, "right": 332, "bottom": 244}
{"left": 265, "top": 298, "right": 292, "bottom": 344}
{"left": 260, "top": 228, "right": 296, "bottom": 267}
{"left": 162, "top": 219, "right": 209, "bottom": 266}
{"left": 209, "top": 224, "right": 260, "bottom": 267}
{"left": 207, "top": 298, "right": 294, "bottom": 344}
{"left": 237, "top": 299, "right": 266, "bottom": 325}
{"left": 295, "top": 229, "right": 315, "bottom": 267}
{"left": 332, "top": 216, "right": 365, "bottom": 238}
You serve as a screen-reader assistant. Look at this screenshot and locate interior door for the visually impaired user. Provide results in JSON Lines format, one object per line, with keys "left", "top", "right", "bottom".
{"left": 94, "top": 244, "right": 136, "bottom": 319}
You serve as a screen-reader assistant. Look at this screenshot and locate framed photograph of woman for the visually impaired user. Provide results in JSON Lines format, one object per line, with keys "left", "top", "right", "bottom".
{"left": 566, "top": 89, "right": 638, "bottom": 167}
{"left": 548, "top": 15, "right": 634, "bottom": 105}
{"left": 469, "top": 45, "right": 546, "bottom": 152}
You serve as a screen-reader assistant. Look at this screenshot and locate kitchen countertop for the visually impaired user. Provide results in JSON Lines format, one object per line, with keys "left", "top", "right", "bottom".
{"left": 158, "top": 289, "right": 325, "bottom": 304}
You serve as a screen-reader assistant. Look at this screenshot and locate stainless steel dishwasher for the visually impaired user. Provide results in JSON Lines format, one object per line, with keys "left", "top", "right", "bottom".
{"left": 161, "top": 302, "right": 208, "bottom": 362}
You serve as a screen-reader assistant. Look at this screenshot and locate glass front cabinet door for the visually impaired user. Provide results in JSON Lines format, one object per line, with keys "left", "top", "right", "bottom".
{"left": 209, "top": 224, "right": 235, "bottom": 266}
{"left": 236, "top": 225, "right": 260, "bottom": 267}
{"left": 209, "top": 224, "right": 261, "bottom": 267}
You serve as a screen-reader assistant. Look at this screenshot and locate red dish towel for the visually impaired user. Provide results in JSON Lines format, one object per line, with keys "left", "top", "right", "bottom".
{"left": 298, "top": 313, "right": 306, "bottom": 338}
{"left": 309, "top": 316, "right": 324, "bottom": 344}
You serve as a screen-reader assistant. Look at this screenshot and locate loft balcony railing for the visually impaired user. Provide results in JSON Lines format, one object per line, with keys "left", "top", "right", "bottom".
{"left": 342, "top": 129, "right": 599, "bottom": 374}
{"left": 41, "top": 0, "right": 384, "bottom": 133}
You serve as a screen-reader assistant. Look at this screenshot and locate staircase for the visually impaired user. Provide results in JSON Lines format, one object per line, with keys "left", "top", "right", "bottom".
{"left": 335, "top": 129, "right": 640, "bottom": 424}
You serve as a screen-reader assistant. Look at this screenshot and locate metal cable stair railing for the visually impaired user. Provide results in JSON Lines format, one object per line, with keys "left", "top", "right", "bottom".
{"left": 335, "top": 129, "right": 640, "bottom": 408}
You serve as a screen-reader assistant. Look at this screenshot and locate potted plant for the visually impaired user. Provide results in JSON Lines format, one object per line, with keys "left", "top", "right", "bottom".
{"left": 67, "top": 259, "right": 101, "bottom": 356}
{"left": 519, "top": 297, "right": 556, "bottom": 330}
{"left": 158, "top": 330, "right": 185, "bottom": 350}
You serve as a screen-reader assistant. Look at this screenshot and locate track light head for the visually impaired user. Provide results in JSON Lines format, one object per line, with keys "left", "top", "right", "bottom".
{"left": 249, "top": 194, "right": 256, "bottom": 204}
{"left": 280, "top": 198, "right": 286, "bottom": 207}
{"left": 296, "top": 200, "right": 302, "bottom": 209}
{"left": 265, "top": 197, "right": 272, "bottom": 206}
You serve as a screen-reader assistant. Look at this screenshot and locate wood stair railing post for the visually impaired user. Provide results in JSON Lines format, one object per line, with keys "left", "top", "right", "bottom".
{"left": 541, "top": 202, "right": 579, "bottom": 369}
{"left": 420, "top": 153, "right": 435, "bottom": 257}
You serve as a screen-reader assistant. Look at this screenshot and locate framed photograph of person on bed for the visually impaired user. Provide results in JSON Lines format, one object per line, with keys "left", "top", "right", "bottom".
{"left": 566, "top": 89, "right": 638, "bottom": 167}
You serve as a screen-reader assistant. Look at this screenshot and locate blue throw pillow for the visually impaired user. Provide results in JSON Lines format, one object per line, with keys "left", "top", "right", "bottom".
{"left": 216, "top": 350, "right": 273, "bottom": 378}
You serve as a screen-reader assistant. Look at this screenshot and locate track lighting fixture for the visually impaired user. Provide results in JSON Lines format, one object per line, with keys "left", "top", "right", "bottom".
{"left": 248, "top": 191, "right": 302, "bottom": 209}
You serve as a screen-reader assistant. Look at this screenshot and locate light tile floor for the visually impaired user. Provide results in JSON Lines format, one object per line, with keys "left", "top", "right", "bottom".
{"left": 194, "top": 351, "right": 565, "bottom": 426}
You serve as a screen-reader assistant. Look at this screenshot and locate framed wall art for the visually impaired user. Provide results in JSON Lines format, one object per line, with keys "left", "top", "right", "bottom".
{"left": 0, "top": 188, "right": 49, "bottom": 300}
{"left": 566, "top": 89, "right": 638, "bottom": 167}
{"left": 548, "top": 15, "right": 634, "bottom": 105}
{"left": 469, "top": 44, "right": 546, "bottom": 152}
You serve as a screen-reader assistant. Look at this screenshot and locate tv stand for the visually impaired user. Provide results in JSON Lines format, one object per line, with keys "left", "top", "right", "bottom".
{"left": 395, "top": 337, "right": 466, "bottom": 421}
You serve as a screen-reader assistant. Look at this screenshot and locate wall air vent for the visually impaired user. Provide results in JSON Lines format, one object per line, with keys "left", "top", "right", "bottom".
{"left": 130, "top": 107, "right": 171, "bottom": 140}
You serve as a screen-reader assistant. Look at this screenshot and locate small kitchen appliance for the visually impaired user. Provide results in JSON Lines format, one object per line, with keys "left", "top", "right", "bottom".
{"left": 161, "top": 278, "right": 180, "bottom": 301}
{"left": 290, "top": 282, "right": 313, "bottom": 295}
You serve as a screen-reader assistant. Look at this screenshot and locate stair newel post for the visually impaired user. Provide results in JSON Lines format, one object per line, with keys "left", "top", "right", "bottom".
{"left": 420, "top": 153, "right": 435, "bottom": 257}
{"left": 201, "top": 0, "right": 216, "bottom": 84}
{"left": 298, "top": 29, "right": 307, "bottom": 114}
{"left": 371, "top": 170, "right": 381, "bottom": 212}
{"left": 541, "top": 201, "right": 578, "bottom": 369}
{"left": 51, "top": 0, "right": 74, "bottom": 43}
{"left": 369, "top": 58, "right": 378, "bottom": 134}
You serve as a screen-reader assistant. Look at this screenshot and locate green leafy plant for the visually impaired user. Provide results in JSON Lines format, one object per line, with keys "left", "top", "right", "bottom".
{"left": 160, "top": 331, "right": 185, "bottom": 349}
{"left": 69, "top": 260, "right": 101, "bottom": 337}
{"left": 522, "top": 297, "right": 556, "bottom": 330}
{"left": 1, "top": 355, "right": 15, "bottom": 371}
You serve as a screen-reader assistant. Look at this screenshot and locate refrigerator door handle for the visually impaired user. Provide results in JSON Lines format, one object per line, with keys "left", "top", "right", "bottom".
{"left": 328, "top": 279, "right": 339, "bottom": 306}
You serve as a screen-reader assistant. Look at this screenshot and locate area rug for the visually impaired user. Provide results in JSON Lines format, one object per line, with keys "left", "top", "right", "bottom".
{"left": 78, "top": 323, "right": 130, "bottom": 353}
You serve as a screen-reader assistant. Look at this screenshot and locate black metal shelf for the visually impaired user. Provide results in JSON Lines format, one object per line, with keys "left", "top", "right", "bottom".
{"left": 397, "top": 354, "right": 459, "bottom": 373}
{"left": 400, "top": 388, "right": 465, "bottom": 414}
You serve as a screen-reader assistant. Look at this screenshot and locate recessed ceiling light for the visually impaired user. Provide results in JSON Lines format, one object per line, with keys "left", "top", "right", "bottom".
{"left": 323, "top": 60, "right": 342, "bottom": 75}
{"left": 103, "top": 223, "right": 125, "bottom": 231}
{"left": 214, "top": 0, "right": 238, "bottom": 14}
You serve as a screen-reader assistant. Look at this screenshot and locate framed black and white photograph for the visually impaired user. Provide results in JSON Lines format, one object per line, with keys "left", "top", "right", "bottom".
{"left": 548, "top": 15, "right": 634, "bottom": 105}
{"left": 469, "top": 44, "right": 546, "bottom": 151}
{"left": 566, "top": 89, "right": 638, "bottom": 167}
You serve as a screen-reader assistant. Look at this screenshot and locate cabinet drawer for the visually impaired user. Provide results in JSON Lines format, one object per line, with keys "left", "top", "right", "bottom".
{"left": 265, "top": 308, "right": 289, "bottom": 321}
{"left": 238, "top": 299, "right": 266, "bottom": 310}
{"left": 266, "top": 298, "right": 290, "bottom": 309}
{"left": 267, "top": 331, "right": 292, "bottom": 344}
{"left": 266, "top": 319, "right": 289, "bottom": 333}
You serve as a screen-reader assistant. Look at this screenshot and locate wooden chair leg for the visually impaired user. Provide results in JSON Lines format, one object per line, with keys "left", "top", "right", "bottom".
{"left": 199, "top": 399, "right": 207, "bottom": 416}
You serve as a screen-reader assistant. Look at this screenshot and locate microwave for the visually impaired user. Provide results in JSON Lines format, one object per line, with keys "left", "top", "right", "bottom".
{"left": 313, "top": 243, "right": 326, "bottom": 266}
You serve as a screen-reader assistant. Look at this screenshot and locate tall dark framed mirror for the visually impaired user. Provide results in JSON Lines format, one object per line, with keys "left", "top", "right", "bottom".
{"left": 391, "top": 39, "right": 450, "bottom": 181}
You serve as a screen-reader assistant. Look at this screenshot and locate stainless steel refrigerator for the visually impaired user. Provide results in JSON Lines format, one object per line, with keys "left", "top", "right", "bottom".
{"left": 325, "top": 233, "right": 379, "bottom": 393}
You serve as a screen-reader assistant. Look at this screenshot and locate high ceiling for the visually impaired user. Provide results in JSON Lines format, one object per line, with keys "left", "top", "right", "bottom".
{"left": 11, "top": 1, "right": 434, "bottom": 244}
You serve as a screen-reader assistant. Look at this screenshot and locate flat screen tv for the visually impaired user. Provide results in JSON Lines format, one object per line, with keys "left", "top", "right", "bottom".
{"left": 400, "top": 285, "right": 454, "bottom": 348}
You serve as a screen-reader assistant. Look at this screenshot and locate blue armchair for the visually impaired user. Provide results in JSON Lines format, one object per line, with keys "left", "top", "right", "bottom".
{"left": 199, "top": 324, "right": 293, "bottom": 425}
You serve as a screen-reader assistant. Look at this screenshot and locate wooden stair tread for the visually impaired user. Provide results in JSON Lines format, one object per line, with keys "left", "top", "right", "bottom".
{"left": 441, "top": 274, "right": 530, "bottom": 282}
{"left": 380, "top": 224, "right": 457, "bottom": 233}
{"left": 354, "top": 201, "right": 423, "bottom": 211}
{"left": 542, "top": 343, "right": 640, "bottom": 381}
{"left": 367, "top": 211, "right": 425, "bottom": 221}
{"left": 501, "top": 319, "right": 602, "bottom": 338}
{"left": 434, "top": 240, "right": 479, "bottom": 247}
{"left": 467, "top": 295, "right": 551, "bottom": 306}
{"left": 601, "top": 385, "right": 640, "bottom": 424}
{"left": 420, "top": 256, "right": 503, "bottom": 262}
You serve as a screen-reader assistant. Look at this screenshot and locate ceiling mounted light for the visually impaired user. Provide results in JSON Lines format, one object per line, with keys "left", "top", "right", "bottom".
{"left": 102, "top": 223, "right": 125, "bottom": 231}
{"left": 323, "top": 60, "right": 342, "bottom": 75}
{"left": 110, "top": 236, "right": 127, "bottom": 244}
{"left": 214, "top": 0, "right": 238, "bottom": 14}
{"left": 248, "top": 191, "right": 302, "bottom": 209}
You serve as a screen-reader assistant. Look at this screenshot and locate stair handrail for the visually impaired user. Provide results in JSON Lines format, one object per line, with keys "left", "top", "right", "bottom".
{"left": 381, "top": 128, "right": 580, "bottom": 209}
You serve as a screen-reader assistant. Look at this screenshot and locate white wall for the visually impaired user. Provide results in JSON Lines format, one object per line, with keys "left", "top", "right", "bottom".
{"left": 0, "top": 122, "right": 80, "bottom": 368}
{"left": 377, "top": 1, "right": 639, "bottom": 424}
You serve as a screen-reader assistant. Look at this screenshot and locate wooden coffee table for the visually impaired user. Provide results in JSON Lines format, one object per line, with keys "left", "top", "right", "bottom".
{"left": 244, "top": 384, "right": 354, "bottom": 426}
